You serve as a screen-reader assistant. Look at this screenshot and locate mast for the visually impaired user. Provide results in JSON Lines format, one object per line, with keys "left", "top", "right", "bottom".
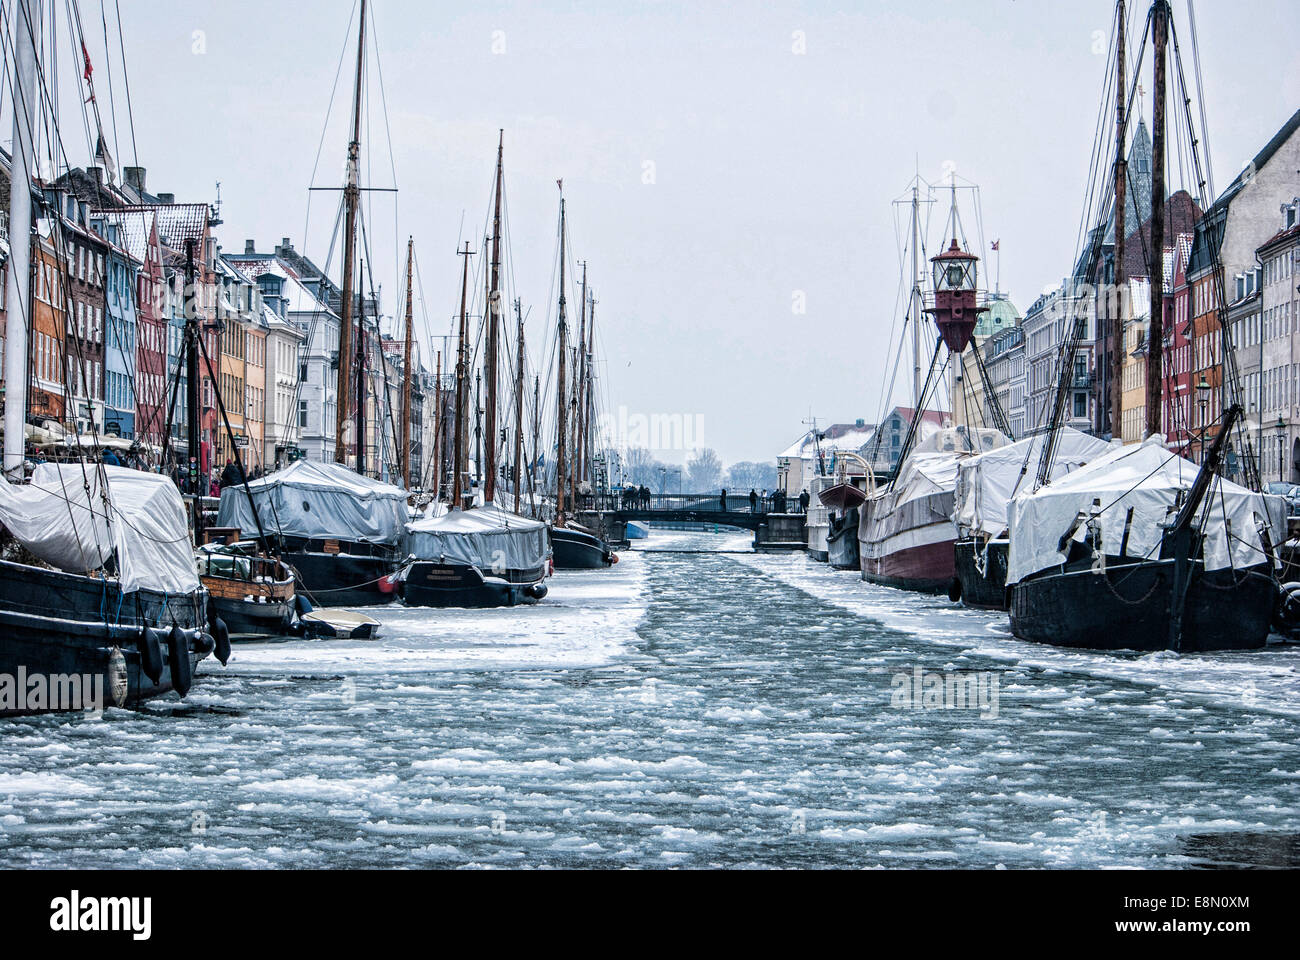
{"left": 433, "top": 349, "right": 442, "bottom": 500}
{"left": 555, "top": 194, "right": 570, "bottom": 527}
{"left": 485, "top": 131, "right": 504, "bottom": 502}
{"left": 184, "top": 240, "right": 202, "bottom": 536}
{"left": 1145, "top": 0, "right": 1168, "bottom": 439}
{"left": 512, "top": 298, "right": 526, "bottom": 514}
{"left": 2, "top": 0, "right": 39, "bottom": 479}
{"left": 474, "top": 370, "right": 482, "bottom": 490}
{"left": 586, "top": 292, "right": 598, "bottom": 494}
{"left": 452, "top": 242, "right": 472, "bottom": 509}
{"left": 573, "top": 261, "right": 588, "bottom": 504}
{"left": 531, "top": 374, "right": 541, "bottom": 516}
{"left": 1109, "top": 0, "right": 1127, "bottom": 439}
{"left": 910, "top": 184, "right": 923, "bottom": 410}
{"left": 355, "top": 258, "right": 368, "bottom": 477}
{"left": 334, "top": 0, "right": 366, "bottom": 466}
{"left": 400, "top": 237, "right": 414, "bottom": 489}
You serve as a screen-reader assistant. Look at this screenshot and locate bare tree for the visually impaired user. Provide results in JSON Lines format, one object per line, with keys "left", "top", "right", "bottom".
{"left": 687, "top": 447, "right": 722, "bottom": 492}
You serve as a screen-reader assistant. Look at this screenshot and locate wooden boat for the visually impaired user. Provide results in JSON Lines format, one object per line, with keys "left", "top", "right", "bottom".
{"left": 198, "top": 543, "right": 297, "bottom": 640}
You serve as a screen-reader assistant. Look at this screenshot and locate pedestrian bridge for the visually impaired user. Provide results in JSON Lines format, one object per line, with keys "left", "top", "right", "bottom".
{"left": 591, "top": 493, "right": 805, "bottom": 534}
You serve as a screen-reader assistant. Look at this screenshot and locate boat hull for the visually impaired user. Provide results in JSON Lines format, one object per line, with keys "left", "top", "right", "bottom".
{"left": 402, "top": 562, "right": 547, "bottom": 609}
{"left": 954, "top": 538, "right": 1010, "bottom": 610}
{"left": 282, "top": 549, "right": 399, "bottom": 607}
{"left": 551, "top": 527, "right": 614, "bottom": 569}
{"left": 826, "top": 509, "right": 860, "bottom": 571}
{"left": 859, "top": 486, "right": 958, "bottom": 593}
{"left": 213, "top": 595, "right": 294, "bottom": 639}
{"left": 0, "top": 560, "right": 210, "bottom": 713}
{"left": 1009, "top": 560, "right": 1276, "bottom": 652}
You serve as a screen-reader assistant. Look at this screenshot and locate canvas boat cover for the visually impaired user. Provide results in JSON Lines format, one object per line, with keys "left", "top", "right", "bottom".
{"left": 407, "top": 502, "right": 550, "bottom": 573}
{"left": 218, "top": 460, "right": 408, "bottom": 544}
{"left": 1006, "top": 435, "right": 1284, "bottom": 585}
{"left": 954, "top": 428, "right": 1114, "bottom": 539}
{"left": 0, "top": 463, "right": 199, "bottom": 595}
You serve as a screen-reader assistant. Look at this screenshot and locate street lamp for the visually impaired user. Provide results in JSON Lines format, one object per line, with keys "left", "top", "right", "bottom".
{"left": 1196, "top": 375, "right": 1211, "bottom": 463}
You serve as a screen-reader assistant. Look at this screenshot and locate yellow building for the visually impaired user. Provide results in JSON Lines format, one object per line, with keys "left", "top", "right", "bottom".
{"left": 1119, "top": 278, "right": 1151, "bottom": 445}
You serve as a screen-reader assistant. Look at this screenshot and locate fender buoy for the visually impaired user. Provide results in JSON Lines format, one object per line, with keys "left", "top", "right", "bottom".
{"left": 528, "top": 582, "right": 549, "bottom": 601}
{"left": 294, "top": 593, "right": 314, "bottom": 616}
{"left": 168, "top": 625, "right": 193, "bottom": 698}
{"left": 138, "top": 627, "right": 164, "bottom": 686}
{"left": 377, "top": 574, "right": 398, "bottom": 595}
{"left": 608, "top": 553, "right": 619, "bottom": 565}
{"left": 213, "top": 617, "right": 232, "bottom": 666}
{"left": 947, "top": 578, "right": 962, "bottom": 604}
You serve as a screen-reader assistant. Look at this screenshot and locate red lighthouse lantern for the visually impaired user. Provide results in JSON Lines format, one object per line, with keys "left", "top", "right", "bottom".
{"left": 927, "top": 238, "right": 987, "bottom": 353}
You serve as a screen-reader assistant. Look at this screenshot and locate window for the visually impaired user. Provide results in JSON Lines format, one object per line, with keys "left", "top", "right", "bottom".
{"left": 299, "top": 400, "right": 308, "bottom": 428}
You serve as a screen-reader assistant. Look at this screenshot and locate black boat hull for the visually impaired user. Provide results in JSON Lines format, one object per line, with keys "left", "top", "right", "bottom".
{"left": 826, "top": 509, "right": 860, "bottom": 571}
{"left": 402, "top": 562, "right": 547, "bottom": 608}
{"left": 954, "top": 538, "right": 1010, "bottom": 610}
{"left": 282, "top": 550, "right": 398, "bottom": 607}
{"left": 1009, "top": 559, "right": 1276, "bottom": 652}
{"left": 214, "top": 595, "right": 294, "bottom": 639}
{"left": 551, "top": 527, "right": 614, "bottom": 569}
{"left": 0, "top": 560, "right": 210, "bottom": 713}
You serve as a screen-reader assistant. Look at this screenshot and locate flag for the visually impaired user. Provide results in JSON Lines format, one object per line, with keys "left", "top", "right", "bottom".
{"left": 992, "top": 240, "right": 1000, "bottom": 251}
{"left": 81, "top": 41, "right": 93, "bottom": 82}
{"left": 556, "top": 178, "right": 563, "bottom": 192}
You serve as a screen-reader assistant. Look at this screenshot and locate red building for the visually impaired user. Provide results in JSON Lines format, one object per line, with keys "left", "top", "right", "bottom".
{"left": 134, "top": 215, "right": 167, "bottom": 448}
{"left": 1160, "top": 235, "right": 1196, "bottom": 456}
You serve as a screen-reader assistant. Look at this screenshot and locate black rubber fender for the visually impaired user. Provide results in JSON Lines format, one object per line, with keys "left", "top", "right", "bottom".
{"left": 528, "top": 582, "right": 549, "bottom": 601}
{"left": 1274, "top": 582, "right": 1300, "bottom": 632}
{"left": 948, "top": 578, "right": 963, "bottom": 604}
{"left": 137, "top": 627, "right": 164, "bottom": 686}
{"left": 212, "top": 617, "right": 231, "bottom": 666}
{"left": 168, "top": 625, "right": 193, "bottom": 697}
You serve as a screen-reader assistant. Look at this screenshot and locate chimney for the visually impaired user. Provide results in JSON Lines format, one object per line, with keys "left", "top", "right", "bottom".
{"left": 88, "top": 166, "right": 103, "bottom": 187}
{"left": 158, "top": 193, "right": 175, "bottom": 205}
{"left": 124, "top": 166, "right": 146, "bottom": 195}
{"left": 245, "top": 239, "right": 256, "bottom": 255}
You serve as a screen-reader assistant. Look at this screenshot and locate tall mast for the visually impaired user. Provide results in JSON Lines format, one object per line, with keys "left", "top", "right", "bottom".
{"left": 531, "top": 375, "right": 541, "bottom": 516}
{"left": 334, "top": 0, "right": 367, "bottom": 465}
{"left": 474, "top": 370, "right": 482, "bottom": 490}
{"left": 184, "top": 240, "right": 202, "bottom": 536}
{"left": 555, "top": 194, "right": 570, "bottom": 527}
{"left": 1110, "top": 0, "right": 1127, "bottom": 439}
{"left": 485, "top": 131, "right": 504, "bottom": 503}
{"left": 573, "top": 261, "right": 588, "bottom": 503}
{"left": 588, "top": 293, "right": 598, "bottom": 490}
{"left": 452, "top": 242, "right": 472, "bottom": 509}
{"left": 1145, "top": 0, "right": 1168, "bottom": 439}
{"left": 512, "top": 298, "right": 526, "bottom": 514}
{"left": 2, "top": 0, "right": 40, "bottom": 479}
{"left": 400, "top": 237, "right": 414, "bottom": 488}
{"left": 433, "top": 349, "right": 442, "bottom": 500}
{"left": 355, "top": 258, "right": 368, "bottom": 476}
{"left": 910, "top": 183, "right": 923, "bottom": 410}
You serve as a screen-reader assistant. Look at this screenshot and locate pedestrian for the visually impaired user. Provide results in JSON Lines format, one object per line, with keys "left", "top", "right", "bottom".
{"left": 749, "top": 488, "right": 758, "bottom": 513}
{"left": 799, "top": 489, "right": 811, "bottom": 514}
{"left": 760, "top": 488, "right": 767, "bottom": 513}
{"left": 641, "top": 485, "right": 651, "bottom": 510}
{"left": 209, "top": 475, "right": 220, "bottom": 498}
{"left": 101, "top": 447, "right": 122, "bottom": 467}
{"left": 719, "top": 488, "right": 727, "bottom": 512}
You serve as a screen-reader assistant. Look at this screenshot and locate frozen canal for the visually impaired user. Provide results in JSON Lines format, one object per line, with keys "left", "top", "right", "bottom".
{"left": 2, "top": 529, "right": 1299, "bottom": 868}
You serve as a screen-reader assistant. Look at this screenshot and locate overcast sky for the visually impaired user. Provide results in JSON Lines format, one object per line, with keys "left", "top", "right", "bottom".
{"left": 28, "top": 0, "right": 1300, "bottom": 465}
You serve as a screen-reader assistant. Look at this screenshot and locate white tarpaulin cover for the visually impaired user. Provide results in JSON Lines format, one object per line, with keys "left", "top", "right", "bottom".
{"left": 955, "top": 428, "right": 1114, "bottom": 538}
{"left": 407, "top": 502, "right": 550, "bottom": 573}
{"left": 0, "top": 464, "right": 199, "bottom": 594}
{"left": 218, "top": 460, "right": 408, "bottom": 543}
{"left": 1006, "top": 435, "right": 1281, "bottom": 585}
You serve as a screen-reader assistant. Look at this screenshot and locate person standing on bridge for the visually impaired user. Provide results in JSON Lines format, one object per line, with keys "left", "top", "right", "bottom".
{"left": 749, "top": 489, "right": 758, "bottom": 513}
{"left": 799, "top": 489, "right": 810, "bottom": 514}
{"left": 719, "top": 488, "right": 727, "bottom": 512}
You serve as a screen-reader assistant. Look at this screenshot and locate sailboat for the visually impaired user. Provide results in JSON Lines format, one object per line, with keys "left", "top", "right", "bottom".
{"left": 549, "top": 192, "right": 617, "bottom": 569}
{"left": 0, "top": 0, "right": 219, "bottom": 711}
{"left": 858, "top": 185, "right": 1010, "bottom": 593}
{"left": 217, "top": 0, "right": 408, "bottom": 608}
{"left": 401, "top": 134, "right": 551, "bottom": 608}
{"left": 1005, "top": 0, "right": 1283, "bottom": 652}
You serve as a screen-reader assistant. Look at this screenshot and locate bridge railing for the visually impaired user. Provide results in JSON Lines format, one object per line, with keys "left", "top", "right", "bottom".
{"left": 584, "top": 492, "right": 809, "bottom": 515}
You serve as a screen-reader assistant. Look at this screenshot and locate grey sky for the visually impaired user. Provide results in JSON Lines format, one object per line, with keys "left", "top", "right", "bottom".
{"left": 69, "top": 1, "right": 1300, "bottom": 464}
